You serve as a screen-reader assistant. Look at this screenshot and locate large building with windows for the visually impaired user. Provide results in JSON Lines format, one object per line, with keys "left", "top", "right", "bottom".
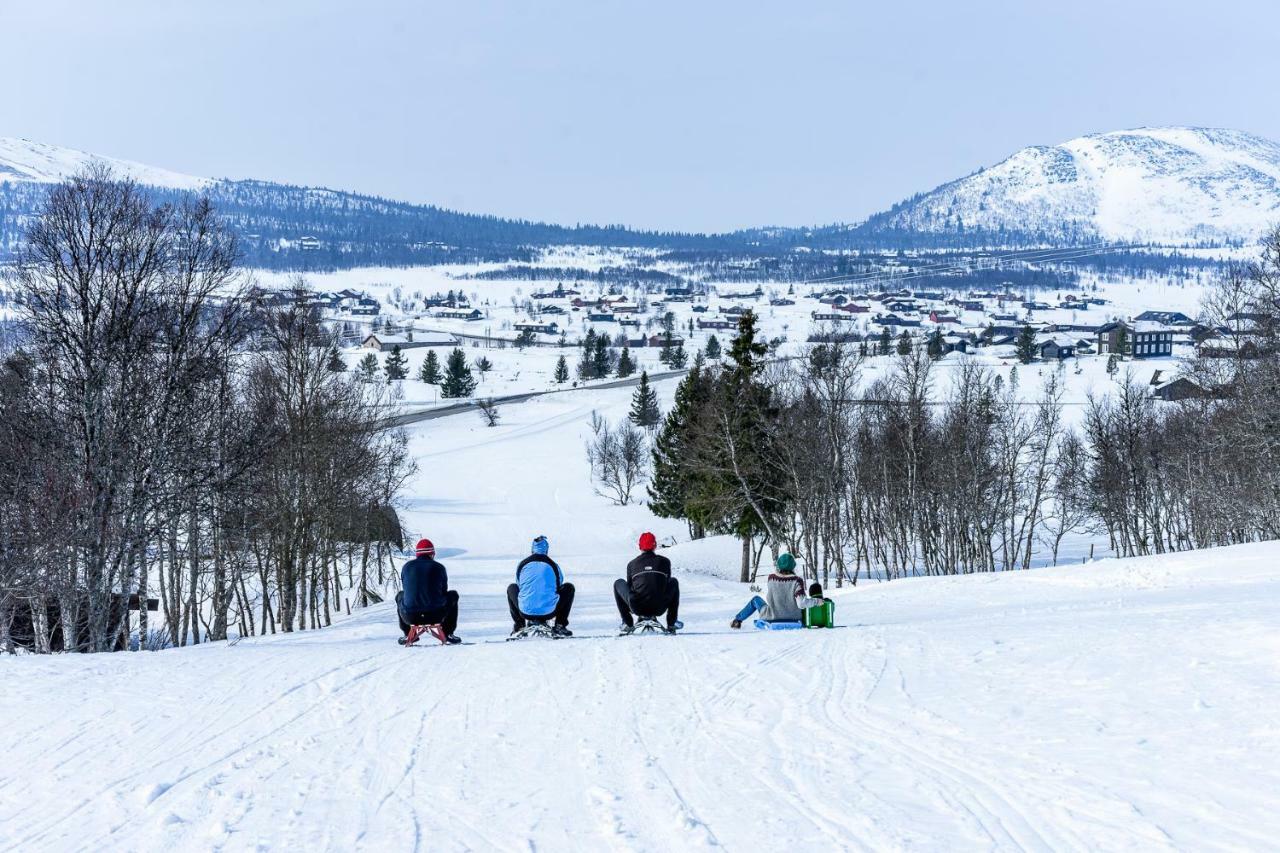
{"left": 1097, "top": 321, "right": 1173, "bottom": 358}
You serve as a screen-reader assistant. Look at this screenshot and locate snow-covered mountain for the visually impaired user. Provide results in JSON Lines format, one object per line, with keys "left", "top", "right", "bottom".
{"left": 857, "top": 127, "right": 1280, "bottom": 245}
{"left": 0, "top": 137, "right": 211, "bottom": 191}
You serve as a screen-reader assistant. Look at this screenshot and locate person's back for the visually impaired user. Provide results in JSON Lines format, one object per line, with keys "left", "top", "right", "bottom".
{"left": 516, "top": 554, "right": 563, "bottom": 617}
{"left": 761, "top": 572, "right": 806, "bottom": 622}
{"left": 626, "top": 550, "right": 671, "bottom": 602}
{"left": 401, "top": 555, "right": 448, "bottom": 613}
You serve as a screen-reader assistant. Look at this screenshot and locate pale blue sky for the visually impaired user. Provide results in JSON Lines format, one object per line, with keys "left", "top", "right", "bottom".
{"left": 2, "top": 0, "right": 1277, "bottom": 231}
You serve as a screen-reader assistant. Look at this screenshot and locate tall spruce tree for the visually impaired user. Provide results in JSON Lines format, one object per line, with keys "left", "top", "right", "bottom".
{"left": 718, "top": 310, "right": 787, "bottom": 579}
{"left": 629, "top": 371, "right": 661, "bottom": 429}
{"left": 419, "top": 349, "right": 442, "bottom": 384}
{"left": 878, "top": 327, "right": 892, "bottom": 356}
{"left": 648, "top": 362, "right": 715, "bottom": 539}
{"left": 705, "top": 334, "right": 722, "bottom": 360}
{"left": 441, "top": 347, "right": 477, "bottom": 398}
{"left": 554, "top": 354, "right": 569, "bottom": 384}
{"left": 384, "top": 345, "right": 409, "bottom": 381}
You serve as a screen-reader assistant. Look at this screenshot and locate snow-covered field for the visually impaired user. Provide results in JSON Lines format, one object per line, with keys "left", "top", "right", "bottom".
{"left": 3, "top": 380, "right": 1278, "bottom": 852}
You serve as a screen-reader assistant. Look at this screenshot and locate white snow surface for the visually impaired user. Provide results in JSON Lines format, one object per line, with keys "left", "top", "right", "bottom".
{"left": 3, "top": 382, "right": 1278, "bottom": 851}
{"left": 0, "top": 137, "right": 211, "bottom": 190}
{"left": 870, "top": 127, "right": 1280, "bottom": 244}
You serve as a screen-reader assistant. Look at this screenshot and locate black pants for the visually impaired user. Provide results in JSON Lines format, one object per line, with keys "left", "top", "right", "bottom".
{"left": 396, "top": 589, "right": 459, "bottom": 636}
{"left": 614, "top": 577, "right": 679, "bottom": 628}
{"left": 506, "top": 582, "right": 575, "bottom": 629}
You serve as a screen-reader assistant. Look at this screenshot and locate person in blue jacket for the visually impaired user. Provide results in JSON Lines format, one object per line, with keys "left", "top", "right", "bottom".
{"left": 507, "top": 535, "right": 576, "bottom": 636}
{"left": 396, "top": 538, "right": 461, "bottom": 644}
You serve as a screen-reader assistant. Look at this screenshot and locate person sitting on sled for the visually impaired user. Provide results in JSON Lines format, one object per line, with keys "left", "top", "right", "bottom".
{"left": 803, "top": 582, "right": 836, "bottom": 628}
{"left": 614, "top": 531, "right": 681, "bottom": 633}
{"left": 730, "top": 552, "right": 820, "bottom": 628}
{"left": 397, "top": 539, "right": 462, "bottom": 644}
{"left": 508, "top": 535, "right": 576, "bottom": 637}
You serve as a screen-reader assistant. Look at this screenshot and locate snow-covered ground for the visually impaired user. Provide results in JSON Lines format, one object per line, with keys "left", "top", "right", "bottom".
{"left": 3, "top": 381, "right": 1278, "bottom": 851}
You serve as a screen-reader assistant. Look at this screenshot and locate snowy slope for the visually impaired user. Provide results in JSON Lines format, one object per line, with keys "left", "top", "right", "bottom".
{"left": 2, "top": 384, "right": 1278, "bottom": 851}
{"left": 860, "top": 127, "right": 1280, "bottom": 245}
{"left": 0, "top": 137, "right": 211, "bottom": 190}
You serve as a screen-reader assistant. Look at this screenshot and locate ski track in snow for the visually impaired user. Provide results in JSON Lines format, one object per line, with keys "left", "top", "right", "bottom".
{"left": 3, "top": 387, "right": 1279, "bottom": 852}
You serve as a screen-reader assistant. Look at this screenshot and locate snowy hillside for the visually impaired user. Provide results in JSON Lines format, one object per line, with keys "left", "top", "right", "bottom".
{"left": 2, "top": 384, "right": 1277, "bottom": 851}
{"left": 858, "top": 127, "right": 1280, "bottom": 245}
{"left": 0, "top": 137, "right": 211, "bottom": 190}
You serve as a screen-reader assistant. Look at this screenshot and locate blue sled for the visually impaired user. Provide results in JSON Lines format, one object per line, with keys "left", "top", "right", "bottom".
{"left": 754, "top": 619, "right": 804, "bottom": 630}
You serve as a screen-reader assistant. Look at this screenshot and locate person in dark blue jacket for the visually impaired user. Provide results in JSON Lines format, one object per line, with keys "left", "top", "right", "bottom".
{"left": 507, "top": 535, "right": 575, "bottom": 636}
{"left": 397, "top": 538, "right": 461, "bottom": 644}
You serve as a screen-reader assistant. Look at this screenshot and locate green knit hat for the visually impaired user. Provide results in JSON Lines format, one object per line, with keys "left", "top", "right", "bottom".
{"left": 776, "top": 553, "right": 796, "bottom": 573}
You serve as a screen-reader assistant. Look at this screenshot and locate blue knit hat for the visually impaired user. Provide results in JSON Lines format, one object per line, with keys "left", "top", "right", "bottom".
{"left": 531, "top": 535, "right": 550, "bottom": 556}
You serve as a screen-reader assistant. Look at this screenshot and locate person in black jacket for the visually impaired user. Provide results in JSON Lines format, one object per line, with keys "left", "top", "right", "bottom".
{"left": 614, "top": 532, "right": 680, "bottom": 632}
{"left": 396, "top": 538, "right": 461, "bottom": 643}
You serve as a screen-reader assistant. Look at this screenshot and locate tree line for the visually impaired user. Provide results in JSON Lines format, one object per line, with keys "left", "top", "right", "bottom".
{"left": 645, "top": 237, "right": 1280, "bottom": 583}
{"left": 0, "top": 168, "right": 413, "bottom": 653}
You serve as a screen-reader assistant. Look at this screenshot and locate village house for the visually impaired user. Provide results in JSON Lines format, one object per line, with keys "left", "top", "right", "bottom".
{"left": 362, "top": 332, "right": 458, "bottom": 351}
{"left": 1036, "top": 334, "right": 1077, "bottom": 360}
{"left": 434, "top": 308, "right": 484, "bottom": 321}
{"left": 513, "top": 321, "right": 559, "bottom": 335}
{"left": 698, "top": 318, "right": 735, "bottom": 330}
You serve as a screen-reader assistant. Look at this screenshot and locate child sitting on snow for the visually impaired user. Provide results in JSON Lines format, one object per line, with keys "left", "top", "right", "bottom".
{"left": 803, "top": 582, "right": 835, "bottom": 628}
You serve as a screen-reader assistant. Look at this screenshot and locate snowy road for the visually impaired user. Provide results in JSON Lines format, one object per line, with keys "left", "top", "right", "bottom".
{"left": 2, "top": 389, "right": 1278, "bottom": 851}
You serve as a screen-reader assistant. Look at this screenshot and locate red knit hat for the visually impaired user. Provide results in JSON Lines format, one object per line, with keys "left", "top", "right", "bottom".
{"left": 415, "top": 538, "right": 435, "bottom": 557}
{"left": 638, "top": 532, "right": 657, "bottom": 552}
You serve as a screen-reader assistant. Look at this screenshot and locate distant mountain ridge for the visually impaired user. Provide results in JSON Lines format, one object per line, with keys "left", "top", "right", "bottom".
{"left": 850, "top": 127, "right": 1280, "bottom": 246}
{"left": 3, "top": 127, "right": 1279, "bottom": 269}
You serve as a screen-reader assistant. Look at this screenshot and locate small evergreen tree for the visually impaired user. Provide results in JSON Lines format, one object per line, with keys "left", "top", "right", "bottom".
{"left": 476, "top": 355, "right": 493, "bottom": 377}
{"left": 926, "top": 328, "right": 944, "bottom": 360}
{"left": 705, "top": 334, "right": 722, "bottom": 360}
{"left": 384, "top": 345, "right": 409, "bottom": 381}
{"left": 419, "top": 349, "right": 442, "bottom": 384}
{"left": 441, "top": 347, "right": 477, "bottom": 398}
{"left": 667, "top": 344, "right": 688, "bottom": 369}
{"left": 1015, "top": 325, "right": 1037, "bottom": 364}
{"left": 357, "top": 352, "right": 380, "bottom": 382}
{"left": 326, "top": 344, "right": 345, "bottom": 372}
{"left": 554, "top": 354, "right": 569, "bottom": 384}
{"left": 629, "top": 371, "right": 661, "bottom": 429}
{"left": 616, "top": 347, "right": 636, "bottom": 378}
{"left": 982, "top": 322, "right": 996, "bottom": 346}
{"left": 878, "top": 327, "right": 892, "bottom": 356}
{"left": 896, "top": 331, "right": 912, "bottom": 356}
{"left": 593, "top": 336, "right": 612, "bottom": 378}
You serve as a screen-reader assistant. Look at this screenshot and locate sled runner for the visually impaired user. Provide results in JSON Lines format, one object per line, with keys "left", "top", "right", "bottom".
{"left": 754, "top": 619, "right": 805, "bottom": 631}
{"left": 626, "top": 617, "right": 681, "bottom": 636}
{"left": 401, "top": 624, "right": 447, "bottom": 646}
{"left": 507, "top": 620, "right": 564, "bottom": 641}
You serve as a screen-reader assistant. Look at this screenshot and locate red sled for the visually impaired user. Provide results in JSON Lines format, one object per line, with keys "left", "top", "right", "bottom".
{"left": 404, "top": 624, "right": 447, "bottom": 647}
